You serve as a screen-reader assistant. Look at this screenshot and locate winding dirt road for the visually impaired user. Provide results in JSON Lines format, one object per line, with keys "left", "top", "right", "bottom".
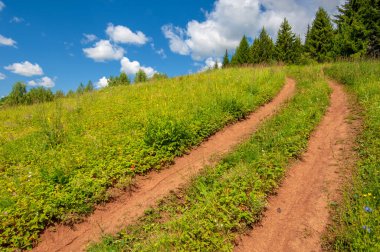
{"left": 33, "top": 78, "right": 296, "bottom": 252}
{"left": 235, "top": 80, "right": 358, "bottom": 252}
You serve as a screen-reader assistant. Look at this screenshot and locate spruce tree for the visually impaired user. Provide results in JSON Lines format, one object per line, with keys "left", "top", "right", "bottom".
{"left": 76, "top": 82, "right": 85, "bottom": 94}
{"left": 335, "top": 0, "right": 380, "bottom": 57}
{"left": 85, "top": 80, "right": 94, "bottom": 92}
{"left": 291, "top": 36, "right": 304, "bottom": 64}
{"left": 222, "top": 49, "right": 230, "bottom": 68}
{"left": 275, "top": 18, "right": 296, "bottom": 63}
{"left": 250, "top": 38, "right": 260, "bottom": 64}
{"left": 306, "top": 7, "right": 335, "bottom": 62}
{"left": 256, "top": 28, "right": 275, "bottom": 64}
{"left": 234, "top": 35, "right": 250, "bottom": 65}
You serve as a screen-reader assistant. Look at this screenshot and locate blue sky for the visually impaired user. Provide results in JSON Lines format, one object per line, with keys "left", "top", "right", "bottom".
{"left": 0, "top": 0, "right": 342, "bottom": 96}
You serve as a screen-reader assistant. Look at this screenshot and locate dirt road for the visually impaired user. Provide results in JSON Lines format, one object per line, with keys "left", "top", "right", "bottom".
{"left": 235, "top": 80, "right": 358, "bottom": 252}
{"left": 33, "top": 79, "right": 296, "bottom": 252}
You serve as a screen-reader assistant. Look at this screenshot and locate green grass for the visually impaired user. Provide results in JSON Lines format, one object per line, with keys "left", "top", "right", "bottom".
{"left": 0, "top": 68, "right": 285, "bottom": 250}
{"left": 324, "top": 61, "right": 380, "bottom": 251}
{"left": 88, "top": 65, "right": 331, "bottom": 252}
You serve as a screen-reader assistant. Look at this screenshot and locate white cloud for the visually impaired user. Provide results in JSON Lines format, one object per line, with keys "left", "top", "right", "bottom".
{"left": 0, "top": 72, "right": 6, "bottom": 80}
{"left": 120, "top": 57, "right": 156, "bottom": 78}
{"left": 28, "top": 76, "right": 55, "bottom": 88}
{"left": 162, "top": 0, "right": 342, "bottom": 60}
{"left": 10, "top": 17, "right": 24, "bottom": 23}
{"left": 83, "top": 40, "right": 124, "bottom": 61}
{"left": 200, "top": 57, "right": 222, "bottom": 72}
{"left": 81, "top": 33, "right": 98, "bottom": 44}
{"left": 0, "top": 34, "right": 17, "bottom": 47}
{"left": 96, "top": 76, "right": 109, "bottom": 88}
{"left": 162, "top": 25, "right": 190, "bottom": 56}
{"left": 106, "top": 23, "right": 148, "bottom": 45}
{"left": 5, "top": 61, "right": 43, "bottom": 76}
{"left": 150, "top": 43, "right": 167, "bottom": 59}
{"left": 0, "top": 1, "right": 5, "bottom": 11}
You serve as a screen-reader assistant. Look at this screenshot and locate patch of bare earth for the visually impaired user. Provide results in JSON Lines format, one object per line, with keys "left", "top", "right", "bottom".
{"left": 234, "top": 80, "right": 358, "bottom": 252}
{"left": 33, "top": 78, "right": 295, "bottom": 252}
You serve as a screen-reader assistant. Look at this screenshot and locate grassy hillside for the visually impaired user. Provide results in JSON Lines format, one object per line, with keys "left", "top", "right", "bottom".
{"left": 0, "top": 68, "right": 285, "bottom": 249}
{"left": 88, "top": 65, "right": 331, "bottom": 251}
{"left": 325, "top": 61, "right": 380, "bottom": 251}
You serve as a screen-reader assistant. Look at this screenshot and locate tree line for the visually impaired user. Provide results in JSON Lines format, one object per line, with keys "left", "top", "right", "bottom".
{"left": 223, "top": 1, "right": 379, "bottom": 67}
{"left": 1, "top": 70, "right": 168, "bottom": 107}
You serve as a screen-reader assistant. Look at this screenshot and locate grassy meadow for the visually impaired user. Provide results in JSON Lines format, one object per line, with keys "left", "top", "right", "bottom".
{"left": 0, "top": 68, "right": 285, "bottom": 249}
{"left": 88, "top": 65, "right": 331, "bottom": 251}
{"left": 325, "top": 61, "right": 380, "bottom": 251}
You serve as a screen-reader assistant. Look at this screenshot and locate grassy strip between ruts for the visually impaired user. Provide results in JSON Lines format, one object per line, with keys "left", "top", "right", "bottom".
{"left": 88, "top": 65, "right": 331, "bottom": 252}
{"left": 324, "top": 61, "right": 380, "bottom": 251}
{"left": 0, "top": 68, "right": 286, "bottom": 250}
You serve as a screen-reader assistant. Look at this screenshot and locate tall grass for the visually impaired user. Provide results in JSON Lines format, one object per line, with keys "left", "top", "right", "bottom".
{"left": 325, "top": 61, "right": 380, "bottom": 251}
{"left": 0, "top": 68, "right": 285, "bottom": 249}
{"left": 88, "top": 65, "right": 331, "bottom": 252}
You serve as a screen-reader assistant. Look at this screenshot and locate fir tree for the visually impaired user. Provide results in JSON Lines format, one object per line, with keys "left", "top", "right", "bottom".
{"left": 134, "top": 69, "right": 148, "bottom": 83}
{"left": 85, "top": 80, "right": 94, "bottom": 92}
{"left": 291, "top": 35, "right": 303, "bottom": 64}
{"left": 275, "top": 18, "right": 296, "bottom": 63}
{"left": 305, "top": 8, "right": 335, "bottom": 62}
{"left": 222, "top": 49, "right": 230, "bottom": 68}
{"left": 335, "top": 0, "right": 380, "bottom": 57}
{"left": 256, "top": 28, "right": 275, "bottom": 64}
{"left": 250, "top": 38, "right": 260, "bottom": 64}
{"left": 234, "top": 35, "right": 250, "bottom": 65}
{"left": 76, "top": 82, "right": 85, "bottom": 94}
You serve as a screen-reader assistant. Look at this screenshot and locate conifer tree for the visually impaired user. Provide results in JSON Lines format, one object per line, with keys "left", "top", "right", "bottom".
{"left": 76, "top": 82, "right": 85, "bottom": 94}
{"left": 222, "top": 49, "right": 230, "bottom": 68}
{"left": 305, "top": 7, "right": 335, "bottom": 62}
{"left": 335, "top": 0, "right": 380, "bottom": 57}
{"left": 275, "top": 18, "right": 296, "bottom": 63}
{"left": 256, "top": 28, "right": 275, "bottom": 64}
{"left": 291, "top": 35, "right": 303, "bottom": 64}
{"left": 234, "top": 35, "right": 250, "bottom": 65}
{"left": 249, "top": 38, "right": 260, "bottom": 64}
{"left": 85, "top": 80, "right": 94, "bottom": 92}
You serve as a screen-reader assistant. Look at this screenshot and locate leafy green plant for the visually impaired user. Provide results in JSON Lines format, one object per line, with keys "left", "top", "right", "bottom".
{"left": 324, "top": 60, "right": 380, "bottom": 251}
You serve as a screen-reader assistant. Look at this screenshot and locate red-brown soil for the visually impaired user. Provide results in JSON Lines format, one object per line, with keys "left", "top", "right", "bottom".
{"left": 33, "top": 78, "right": 296, "bottom": 252}
{"left": 234, "top": 80, "right": 357, "bottom": 252}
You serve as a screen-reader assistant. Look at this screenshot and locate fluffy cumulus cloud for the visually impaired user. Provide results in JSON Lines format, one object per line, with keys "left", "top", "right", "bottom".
{"left": 162, "top": 0, "right": 343, "bottom": 60}
{"left": 96, "top": 76, "right": 109, "bottom": 88}
{"left": 200, "top": 57, "right": 222, "bottom": 72}
{"left": 81, "top": 33, "right": 98, "bottom": 44}
{"left": 120, "top": 57, "right": 156, "bottom": 78}
{"left": 106, "top": 23, "right": 148, "bottom": 45}
{"left": 0, "top": 72, "right": 6, "bottom": 80}
{"left": 28, "top": 76, "right": 55, "bottom": 88}
{"left": 5, "top": 61, "right": 43, "bottom": 76}
{"left": 0, "top": 34, "right": 17, "bottom": 47}
{"left": 83, "top": 40, "right": 124, "bottom": 61}
{"left": 0, "top": 1, "right": 5, "bottom": 11}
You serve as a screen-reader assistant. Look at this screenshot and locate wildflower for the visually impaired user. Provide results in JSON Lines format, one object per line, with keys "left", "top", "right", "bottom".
{"left": 364, "top": 206, "right": 373, "bottom": 213}
{"left": 362, "top": 225, "right": 371, "bottom": 233}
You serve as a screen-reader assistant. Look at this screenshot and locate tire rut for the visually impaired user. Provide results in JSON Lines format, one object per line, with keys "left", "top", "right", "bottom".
{"left": 33, "top": 78, "right": 296, "bottom": 252}
{"left": 234, "top": 80, "right": 358, "bottom": 252}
